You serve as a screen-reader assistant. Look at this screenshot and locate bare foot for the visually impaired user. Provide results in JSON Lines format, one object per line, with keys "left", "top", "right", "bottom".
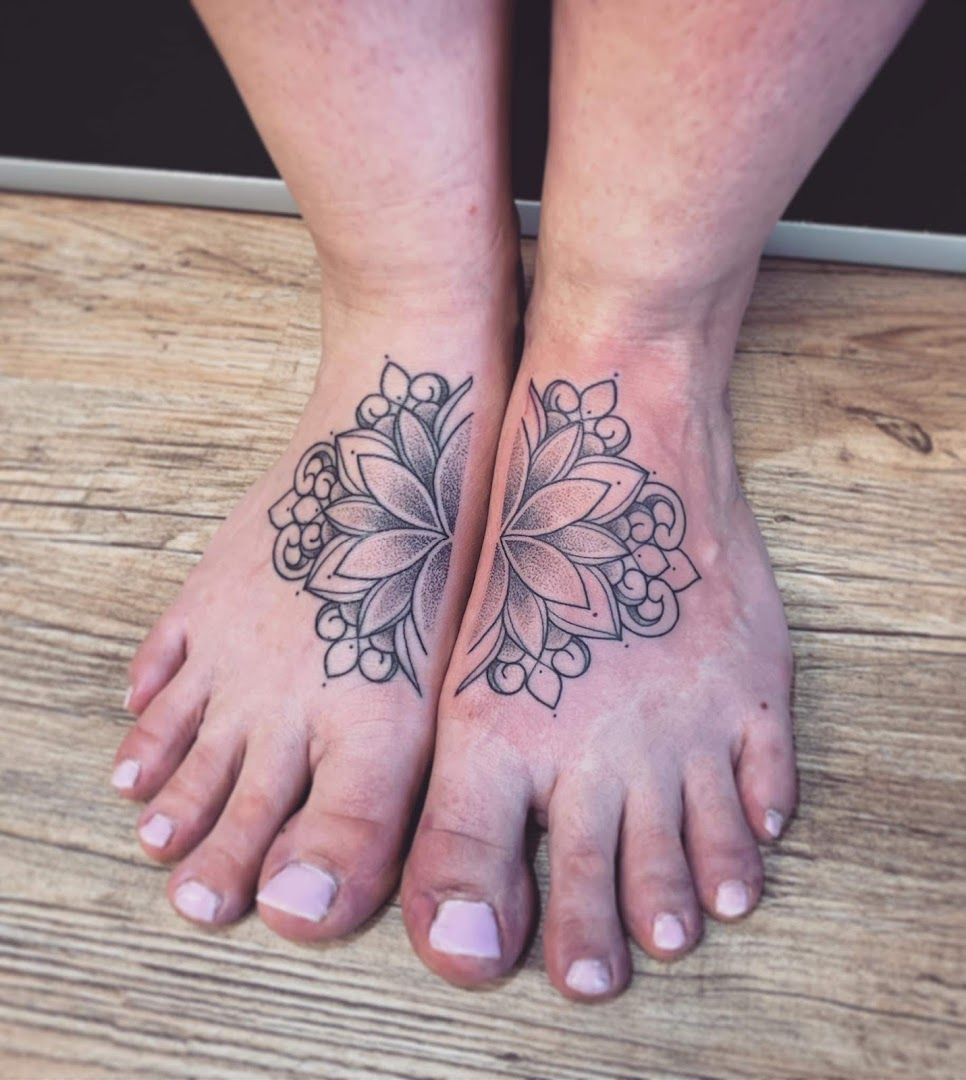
{"left": 111, "top": 283, "right": 515, "bottom": 939}
{"left": 402, "top": 318, "right": 796, "bottom": 1000}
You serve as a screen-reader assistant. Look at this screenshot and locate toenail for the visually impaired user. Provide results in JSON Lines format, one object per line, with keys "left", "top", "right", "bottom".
{"left": 123, "top": 685, "right": 133, "bottom": 710}
{"left": 174, "top": 880, "right": 221, "bottom": 923}
{"left": 653, "top": 912, "right": 687, "bottom": 951}
{"left": 257, "top": 862, "right": 338, "bottom": 922}
{"left": 111, "top": 759, "right": 140, "bottom": 790}
{"left": 139, "top": 813, "right": 175, "bottom": 849}
{"left": 764, "top": 809, "right": 784, "bottom": 838}
{"left": 715, "top": 879, "right": 750, "bottom": 918}
{"left": 429, "top": 899, "right": 501, "bottom": 959}
{"left": 565, "top": 958, "right": 612, "bottom": 997}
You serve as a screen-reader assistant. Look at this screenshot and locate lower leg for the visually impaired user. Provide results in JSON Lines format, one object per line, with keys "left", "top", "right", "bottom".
{"left": 404, "top": 0, "right": 921, "bottom": 999}
{"left": 113, "top": 0, "right": 518, "bottom": 937}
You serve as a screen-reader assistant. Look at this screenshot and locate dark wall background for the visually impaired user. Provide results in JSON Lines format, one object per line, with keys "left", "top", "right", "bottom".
{"left": 1, "top": 0, "right": 963, "bottom": 233}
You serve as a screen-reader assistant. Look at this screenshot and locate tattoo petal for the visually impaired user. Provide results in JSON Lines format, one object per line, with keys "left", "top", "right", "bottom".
{"left": 360, "top": 455, "right": 440, "bottom": 530}
{"left": 504, "top": 536, "right": 589, "bottom": 607}
{"left": 412, "top": 540, "right": 452, "bottom": 641}
{"left": 325, "top": 638, "right": 359, "bottom": 678}
{"left": 357, "top": 563, "right": 421, "bottom": 638}
{"left": 567, "top": 456, "right": 647, "bottom": 523}
{"left": 547, "top": 564, "right": 621, "bottom": 640}
{"left": 501, "top": 427, "right": 530, "bottom": 528}
{"left": 505, "top": 573, "right": 548, "bottom": 660}
{"left": 510, "top": 478, "right": 609, "bottom": 535}
{"left": 543, "top": 523, "right": 628, "bottom": 564}
{"left": 337, "top": 528, "right": 442, "bottom": 580}
{"left": 381, "top": 361, "right": 411, "bottom": 404}
{"left": 526, "top": 662, "right": 562, "bottom": 709}
{"left": 434, "top": 414, "right": 472, "bottom": 536}
{"left": 324, "top": 496, "right": 400, "bottom": 536}
{"left": 306, "top": 534, "right": 370, "bottom": 600}
{"left": 579, "top": 380, "right": 617, "bottom": 420}
{"left": 336, "top": 430, "right": 396, "bottom": 496}
{"left": 469, "top": 542, "right": 510, "bottom": 649}
{"left": 396, "top": 408, "right": 438, "bottom": 489}
{"left": 524, "top": 422, "right": 582, "bottom": 496}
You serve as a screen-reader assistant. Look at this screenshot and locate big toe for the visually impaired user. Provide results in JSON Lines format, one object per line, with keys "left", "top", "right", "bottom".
{"left": 257, "top": 718, "right": 429, "bottom": 942}
{"left": 401, "top": 725, "right": 534, "bottom": 987}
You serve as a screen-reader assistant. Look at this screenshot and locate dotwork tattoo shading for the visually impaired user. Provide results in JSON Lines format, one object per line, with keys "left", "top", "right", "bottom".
{"left": 458, "top": 378, "right": 698, "bottom": 709}
{"left": 269, "top": 361, "right": 472, "bottom": 694}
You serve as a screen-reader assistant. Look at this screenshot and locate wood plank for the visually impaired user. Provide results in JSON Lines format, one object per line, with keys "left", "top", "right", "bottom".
{"left": 0, "top": 193, "right": 963, "bottom": 1079}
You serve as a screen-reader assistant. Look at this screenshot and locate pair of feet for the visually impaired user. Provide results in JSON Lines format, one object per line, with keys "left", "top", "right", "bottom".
{"left": 111, "top": 259, "right": 795, "bottom": 1002}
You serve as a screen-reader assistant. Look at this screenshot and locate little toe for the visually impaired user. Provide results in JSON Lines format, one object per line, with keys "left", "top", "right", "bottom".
{"left": 683, "top": 754, "right": 764, "bottom": 923}
{"left": 136, "top": 718, "right": 244, "bottom": 862}
{"left": 257, "top": 719, "right": 429, "bottom": 942}
{"left": 111, "top": 663, "right": 209, "bottom": 801}
{"left": 401, "top": 731, "right": 533, "bottom": 987}
{"left": 126, "top": 612, "right": 187, "bottom": 715}
{"left": 736, "top": 712, "right": 797, "bottom": 842}
{"left": 543, "top": 775, "right": 629, "bottom": 1002}
{"left": 168, "top": 727, "right": 310, "bottom": 925}
{"left": 619, "top": 771, "right": 701, "bottom": 960}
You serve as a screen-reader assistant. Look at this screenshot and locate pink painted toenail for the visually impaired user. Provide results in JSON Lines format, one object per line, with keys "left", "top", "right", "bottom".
{"left": 565, "top": 958, "right": 611, "bottom": 996}
{"left": 139, "top": 813, "right": 174, "bottom": 849}
{"left": 257, "top": 862, "right": 337, "bottom": 922}
{"left": 174, "top": 880, "right": 221, "bottom": 923}
{"left": 764, "top": 809, "right": 784, "bottom": 838}
{"left": 123, "top": 685, "right": 133, "bottom": 710}
{"left": 715, "top": 879, "right": 750, "bottom": 918}
{"left": 429, "top": 899, "right": 501, "bottom": 959}
{"left": 111, "top": 759, "right": 140, "bottom": 790}
{"left": 653, "top": 913, "right": 687, "bottom": 951}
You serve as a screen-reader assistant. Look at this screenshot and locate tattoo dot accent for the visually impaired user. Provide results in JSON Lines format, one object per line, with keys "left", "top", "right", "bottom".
{"left": 457, "top": 377, "right": 699, "bottom": 709}
{"left": 269, "top": 361, "right": 473, "bottom": 695}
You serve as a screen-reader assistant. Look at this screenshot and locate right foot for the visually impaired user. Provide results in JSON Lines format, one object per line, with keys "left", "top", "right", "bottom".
{"left": 110, "top": 260, "right": 517, "bottom": 938}
{"left": 401, "top": 280, "right": 797, "bottom": 1000}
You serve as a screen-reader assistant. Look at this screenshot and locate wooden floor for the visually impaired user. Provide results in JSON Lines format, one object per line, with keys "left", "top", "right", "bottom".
{"left": 0, "top": 192, "right": 963, "bottom": 1079}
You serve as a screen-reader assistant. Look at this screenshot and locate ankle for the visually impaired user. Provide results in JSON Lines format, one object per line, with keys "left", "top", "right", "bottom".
{"left": 527, "top": 248, "right": 757, "bottom": 362}
{"left": 521, "top": 251, "right": 760, "bottom": 415}
{"left": 311, "top": 200, "right": 521, "bottom": 322}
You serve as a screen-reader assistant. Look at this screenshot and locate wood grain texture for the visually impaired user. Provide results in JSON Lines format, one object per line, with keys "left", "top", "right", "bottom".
{"left": 0, "top": 192, "right": 964, "bottom": 1079}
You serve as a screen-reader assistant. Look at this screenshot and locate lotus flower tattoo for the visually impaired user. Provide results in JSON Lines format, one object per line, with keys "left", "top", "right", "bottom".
{"left": 457, "top": 377, "right": 699, "bottom": 709}
{"left": 269, "top": 361, "right": 472, "bottom": 694}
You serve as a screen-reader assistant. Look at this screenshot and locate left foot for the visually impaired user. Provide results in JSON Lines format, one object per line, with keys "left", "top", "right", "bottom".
{"left": 110, "top": 263, "right": 516, "bottom": 938}
{"left": 402, "top": 307, "right": 797, "bottom": 1000}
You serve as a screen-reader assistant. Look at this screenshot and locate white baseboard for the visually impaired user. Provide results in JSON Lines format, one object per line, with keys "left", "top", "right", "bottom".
{"left": 2, "top": 157, "right": 963, "bottom": 273}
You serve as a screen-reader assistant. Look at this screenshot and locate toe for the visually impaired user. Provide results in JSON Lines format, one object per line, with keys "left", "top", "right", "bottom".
{"left": 126, "top": 612, "right": 187, "bottom": 714}
{"left": 401, "top": 728, "right": 533, "bottom": 987}
{"left": 111, "top": 664, "right": 209, "bottom": 801}
{"left": 136, "top": 719, "right": 244, "bottom": 862}
{"left": 257, "top": 718, "right": 429, "bottom": 942}
{"left": 543, "top": 774, "right": 629, "bottom": 1002}
{"left": 168, "top": 726, "right": 310, "bottom": 924}
{"left": 619, "top": 768, "right": 701, "bottom": 961}
{"left": 683, "top": 753, "right": 764, "bottom": 922}
{"left": 735, "top": 711, "right": 797, "bottom": 842}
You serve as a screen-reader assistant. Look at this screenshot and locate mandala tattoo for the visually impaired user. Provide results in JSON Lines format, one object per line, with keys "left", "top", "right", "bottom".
{"left": 269, "top": 361, "right": 472, "bottom": 695}
{"left": 457, "top": 377, "right": 699, "bottom": 709}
